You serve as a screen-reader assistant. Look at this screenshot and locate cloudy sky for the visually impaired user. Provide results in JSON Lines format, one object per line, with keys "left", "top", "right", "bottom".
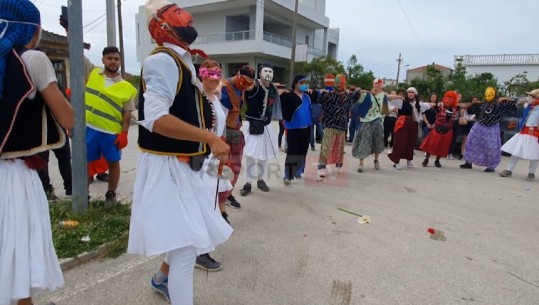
{"left": 38, "top": 0, "right": 538, "bottom": 79}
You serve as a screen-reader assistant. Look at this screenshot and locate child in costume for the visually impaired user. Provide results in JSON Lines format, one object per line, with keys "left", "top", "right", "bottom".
{"left": 420, "top": 91, "right": 458, "bottom": 168}
{"left": 499, "top": 89, "right": 539, "bottom": 180}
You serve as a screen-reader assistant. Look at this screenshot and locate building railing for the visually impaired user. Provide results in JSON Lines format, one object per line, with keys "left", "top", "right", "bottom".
{"left": 196, "top": 30, "right": 326, "bottom": 57}
{"left": 455, "top": 54, "right": 539, "bottom": 66}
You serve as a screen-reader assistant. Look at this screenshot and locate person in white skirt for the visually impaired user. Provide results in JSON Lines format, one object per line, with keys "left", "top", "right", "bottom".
{"left": 0, "top": 1, "right": 75, "bottom": 304}
{"left": 128, "top": 2, "right": 232, "bottom": 305}
{"left": 500, "top": 89, "right": 539, "bottom": 181}
{"left": 239, "top": 64, "right": 282, "bottom": 196}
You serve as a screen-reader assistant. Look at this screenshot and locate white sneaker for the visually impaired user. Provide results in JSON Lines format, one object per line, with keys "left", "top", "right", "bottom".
{"left": 407, "top": 161, "right": 413, "bottom": 168}
{"left": 393, "top": 164, "right": 402, "bottom": 170}
{"left": 447, "top": 155, "right": 454, "bottom": 160}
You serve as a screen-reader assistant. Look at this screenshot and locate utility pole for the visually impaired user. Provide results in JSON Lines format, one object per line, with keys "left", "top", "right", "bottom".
{"left": 106, "top": 0, "right": 116, "bottom": 47}
{"left": 67, "top": 0, "right": 88, "bottom": 213}
{"left": 288, "top": 0, "right": 299, "bottom": 86}
{"left": 117, "top": 0, "right": 126, "bottom": 77}
{"left": 396, "top": 53, "right": 403, "bottom": 85}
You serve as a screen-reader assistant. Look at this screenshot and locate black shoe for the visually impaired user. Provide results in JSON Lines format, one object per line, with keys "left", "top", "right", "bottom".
{"left": 105, "top": 190, "right": 116, "bottom": 204}
{"left": 96, "top": 173, "right": 109, "bottom": 182}
{"left": 195, "top": 253, "right": 222, "bottom": 271}
{"left": 221, "top": 212, "right": 230, "bottom": 224}
{"left": 484, "top": 168, "right": 494, "bottom": 173}
{"left": 458, "top": 154, "right": 463, "bottom": 160}
{"left": 257, "top": 179, "right": 269, "bottom": 192}
{"left": 45, "top": 187, "right": 58, "bottom": 203}
{"left": 460, "top": 163, "right": 472, "bottom": 169}
{"left": 434, "top": 160, "right": 441, "bottom": 168}
{"left": 422, "top": 158, "right": 428, "bottom": 167}
{"left": 226, "top": 195, "right": 241, "bottom": 209}
{"left": 311, "top": 146, "right": 315, "bottom": 151}
{"left": 65, "top": 188, "right": 72, "bottom": 196}
{"left": 239, "top": 183, "right": 251, "bottom": 196}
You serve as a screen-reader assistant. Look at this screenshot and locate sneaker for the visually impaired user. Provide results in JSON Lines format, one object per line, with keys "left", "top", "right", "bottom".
{"left": 105, "top": 191, "right": 117, "bottom": 204}
{"left": 239, "top": 183, "right": 251, "bottom": 196}
{"left": 484, "top": 168, "right": 494, "bottom": 173}
{"left": 226, "top": 195, "right": 241, "bottom": 209}
{"left": 195, "top": 253, "right": 222, "bottom": 272}
{"left": 357, "top": 164, "right": 364, "bottom": 173}
{"left": 525, "top": 173, "right": 535, "bottom": 181}
{"left": 96, "top": 173, "right": 109, "bottom": 182}
{"left": 422, "top": 158, "right": 428, "bottom": 167}
{"left": 499, "top": 170, "right": 512, "bottom": 177}
{"left": 150, "top": 274, "right": 170, "bottom": 302}
{"left": 446, "top": 155, "right": 454, "bottom": 160}
{"left": 311, "top": 146, "right": 316, "bottom": 151}
{"left": 393, "top": 164, "right": 402, "bottom": 170}
{"left": 283, "top": 178, "right": 291, "bottom": 185}
{"left": 257, "top": 179, "right": 269, "bottom": 192}
{"left": 221, "top": 212, "right": 230, "bottom": 224}
{"left": 407, "top": 161, "right": 413, "bottom": 168}
{"left": 434, "top": 160, "right": 441, "bottom": 168}
{"left": 374, "top": 160, "right": 380, "bottom": 170}
{"left": 460, "top": 163, "right": 472, "bottom": 169}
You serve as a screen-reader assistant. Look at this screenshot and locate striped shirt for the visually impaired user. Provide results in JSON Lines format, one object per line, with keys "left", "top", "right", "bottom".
{"left": 477, "top": 100, "right": 516, "bottom": 127}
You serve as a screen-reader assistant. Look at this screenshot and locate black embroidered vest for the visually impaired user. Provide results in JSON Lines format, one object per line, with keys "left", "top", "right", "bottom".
{"left": 138, "top": 47, "right": 213, "bottom": 158}
{"left": 0, "top": 49, "right": 64, "bottom": 159}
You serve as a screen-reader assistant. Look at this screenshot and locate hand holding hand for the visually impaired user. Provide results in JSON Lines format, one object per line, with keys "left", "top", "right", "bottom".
{"left": 209, "top": 136, "right": 230, "bottom": 162}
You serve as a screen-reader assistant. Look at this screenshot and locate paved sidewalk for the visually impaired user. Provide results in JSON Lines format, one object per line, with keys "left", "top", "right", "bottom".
{"left": 39, "top": 123, "right": 539, "bottom": 305}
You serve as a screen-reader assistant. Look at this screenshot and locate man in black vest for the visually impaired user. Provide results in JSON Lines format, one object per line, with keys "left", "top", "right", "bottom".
{"left": 239, "top": 63, "right": 282, "bottom": 196}
{"left": 127, "top": 1, "right": 232, "bottom": 304}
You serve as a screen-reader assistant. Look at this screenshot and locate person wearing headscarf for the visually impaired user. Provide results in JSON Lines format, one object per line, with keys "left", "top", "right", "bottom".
{"left": 127, "top": 1, "right": 232, "bottom": 304}
{"left": 0, "top": 1, "right": 74, "bottom": 304}
{"left": 316, "top": 74, "right": 361, "bottom": 180}
{"left": 352, "top": 78, "right": 387, "bottom": 172}
{"left": 388, "top": 87, "right": 422, "bottom": 169}
{"left": 280, "top": 75, "right": 312, "bottom": 184}
{"left": 238, "top": 63, "right": 282, "bottom": 195}
{"left": 419, "top": 91, "right": 459, "bottom": 168}
{"left": 499, "top": 89, "right": 539, "bottom": 180}
{"left": 458, "top": 87, "right": 518, "bottom": 173}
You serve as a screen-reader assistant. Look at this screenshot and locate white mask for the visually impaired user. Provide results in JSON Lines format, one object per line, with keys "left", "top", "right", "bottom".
{"left": 260, "top": 67, "right": 273, "bottom": 83}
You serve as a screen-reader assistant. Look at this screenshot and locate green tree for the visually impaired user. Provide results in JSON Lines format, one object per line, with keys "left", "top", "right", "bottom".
{"left": 295, "top": 56, "right": 345, "bottom": 89}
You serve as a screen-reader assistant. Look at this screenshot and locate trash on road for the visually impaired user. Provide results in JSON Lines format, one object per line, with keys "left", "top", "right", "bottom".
{"left": 338, "top": 207, "right": 371, "bottom": 224}
{"left": 59, "top": 220, "right": 79, "bottom": 229}
{"left": 427, "top": 227, "right": 446, "bottom": 241}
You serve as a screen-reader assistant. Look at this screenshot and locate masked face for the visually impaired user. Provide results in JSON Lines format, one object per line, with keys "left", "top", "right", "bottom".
{"left": 485, "top": 87, "right": 496, "bottom": 103}
{"left": 298, "top": 83, "right": 308, "bottom": 92}
{"left": 236, "top": 75, "right": 254, "bottom": 91}
{"left": 259, "top": 67, "right": 273, "bottom": 83}
{"left": 333, "top": 74, "right": 346, "bottom": 92}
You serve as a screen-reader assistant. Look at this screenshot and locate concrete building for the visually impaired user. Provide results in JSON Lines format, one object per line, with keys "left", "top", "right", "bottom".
{"left": 135, "top": 0, "right": 339, "bottom": 84}
{"left": 454, "top": 54, "right": 539, "bottom": 85}
{"left": 405, "top": 64, "right": 452, "bottom": 83}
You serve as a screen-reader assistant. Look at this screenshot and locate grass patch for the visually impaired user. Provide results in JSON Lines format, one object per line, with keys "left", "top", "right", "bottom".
{"left": 49, "top": 200, "right": 131, "bottom": 259}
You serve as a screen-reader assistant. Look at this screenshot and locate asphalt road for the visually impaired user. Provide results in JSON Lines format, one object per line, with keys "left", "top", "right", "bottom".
{"left": 37, "top": 122, "right": 539, "bottom": 305}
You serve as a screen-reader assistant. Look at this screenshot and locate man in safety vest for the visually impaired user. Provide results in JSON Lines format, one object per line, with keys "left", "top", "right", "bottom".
{"left": 84, "top": 46, "right": 137, "bottom": 203}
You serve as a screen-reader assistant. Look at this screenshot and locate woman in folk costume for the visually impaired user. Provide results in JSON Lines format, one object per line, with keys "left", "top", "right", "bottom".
{"left": 317, "top": 74, "right": 361, "bottom": 180}
{"left": 499, "top": 89, "right": 539, "bottom": 181}
{"left": 420, "top": 91, "right": 459, "bottom": 168}
{"left": 388, "top": 87, "right": 422, "bottom": 170}
{"left": 0, "top": 1, "right": 74, "bottom": 304}
{"left": 459, "top": 87, "right": 518, "bottom": 172}
{"left": 127, "top": 1, "right": 232, "bottom": 305}
{"left": 239, "top": 63, "right": 282, "bottom": 195}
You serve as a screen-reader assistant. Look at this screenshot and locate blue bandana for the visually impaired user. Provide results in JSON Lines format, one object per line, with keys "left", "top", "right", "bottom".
{"left": 0, "top": 0, "right": 41, "bottom": 98}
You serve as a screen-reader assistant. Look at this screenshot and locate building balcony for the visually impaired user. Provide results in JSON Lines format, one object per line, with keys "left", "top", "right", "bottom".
{"left": 456, "top": 54, "right": 539, "bottom": 66}
{"left": 194, "top": 30, "right": 326, "bottom": 58}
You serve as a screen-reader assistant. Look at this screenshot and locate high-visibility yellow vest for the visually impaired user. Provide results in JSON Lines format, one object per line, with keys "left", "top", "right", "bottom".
{"left": 85, "top": 68, "right": 137, "bottom": 134}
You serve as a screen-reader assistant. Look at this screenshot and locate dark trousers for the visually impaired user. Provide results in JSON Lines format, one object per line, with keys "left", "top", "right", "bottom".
{"left": 37, "top": 135, "right": 72, "bottom": 193}
{"left": 284, "top": 127, "right": 311, "bottom": 180}
{"left": 348, "top": 117, "right": 359, "bottom": 142}
{"left": 278, "top": 119, "right": 285, "bottom": 148}
{"left": 448, "top": 122, "right": 461, "bottom": 155}
{"left": 383, "top": 116, "right": 397, "bottom": 147}
{"left": 310, "top": 121, "right": 324, "bottom": 148}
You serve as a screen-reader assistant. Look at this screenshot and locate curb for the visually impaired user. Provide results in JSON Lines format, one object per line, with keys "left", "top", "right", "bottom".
{"left": 59, "top": 243, "right": 111, "bottom": 271}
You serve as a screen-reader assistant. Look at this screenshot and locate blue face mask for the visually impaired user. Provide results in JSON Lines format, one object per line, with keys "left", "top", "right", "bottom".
{"left": 299, "top": 84, "right": 308, "bottom": 92}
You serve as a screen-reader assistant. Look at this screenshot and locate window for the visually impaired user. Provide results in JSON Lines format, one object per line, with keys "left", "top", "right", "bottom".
{"left": 51, "top": 59, "right": 66, "bottom": 87}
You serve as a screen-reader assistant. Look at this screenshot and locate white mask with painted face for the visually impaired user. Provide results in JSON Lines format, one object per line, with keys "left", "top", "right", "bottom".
{"left": 260, "top": 67, "right": 274, "bottom": 83}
